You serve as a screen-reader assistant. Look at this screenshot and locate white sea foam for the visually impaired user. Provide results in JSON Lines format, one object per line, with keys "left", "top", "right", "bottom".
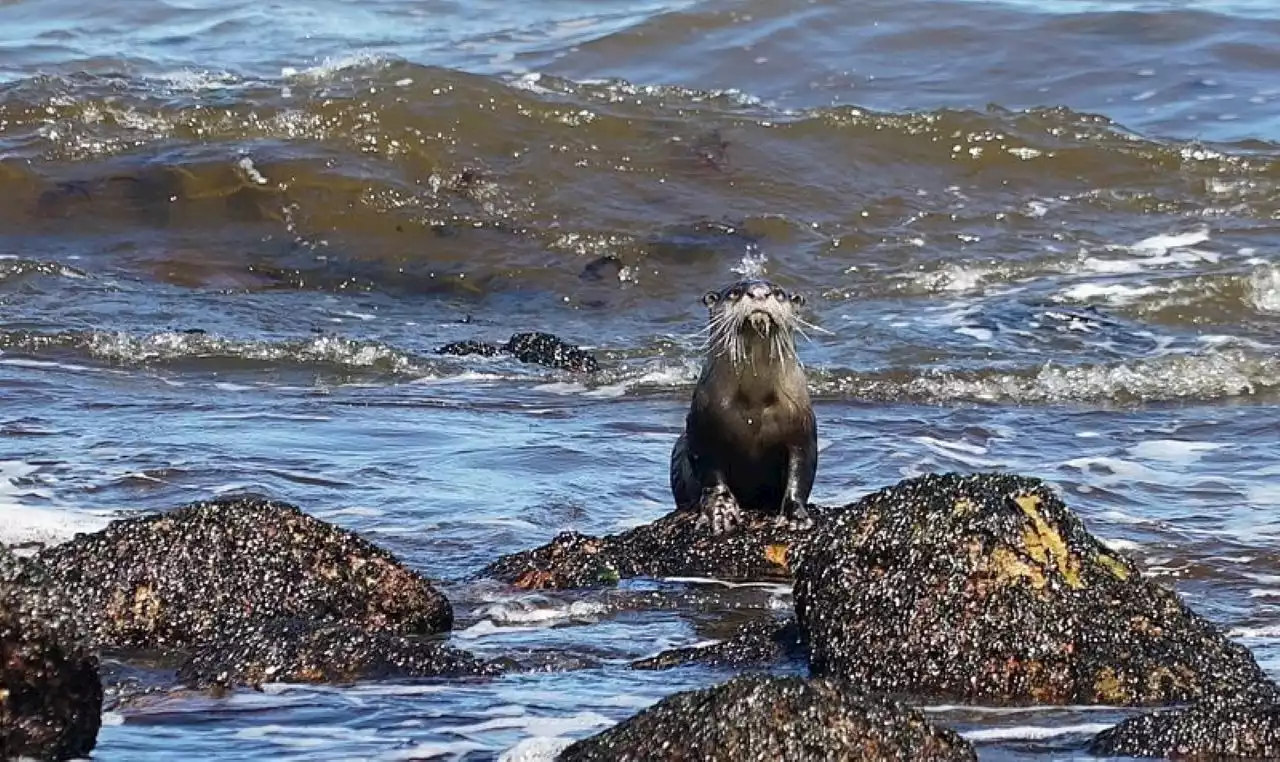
{"left": 1128, "top": 228, "right": 1212, "bottom": 255}
{"left": 1247, "top": 265, "right": 1280, "bottom": 313}
{"left": 1127, "top": 439, "right": 1224, "bottom": 464}
{"left": 905, "top": 349, "right": 1276, "bottom": 404}
{"left": 1231, "top": 624, "right": 1280, "bottom": 639}
{"left": 911, "top": 436, "right": 996, "bottom": 469}
{"left": 498, "top": 736, "right": 575, "bottom": 762}
{"left": 1076, "top": 227, "right": 1217, "bottom": 275}
{"left": 0, "top": 461, "right": 115, "bottom": 548}
{"left": 659, "top": 576, "right": 792, "bottom": 595}
{"left": 440, "top": 712, "right": 613, "bottom": 738}
{"left": 281, "top": 52, "right": 387, "bottom": 82}
{"left": 1058, "top": 282, "right": 1160, "bottom": 305}
{"left": 960, "top": 722, "right": 1116, "bottom": 742}
{"left": 453, "top": 620, "right": 547, "bottom": 640}
{"left": 1098, "top": 537, "right": 1142, "bottom": 553}
{"left": 475, "top": 599, "right": 607, "bottom": 626}
{"left": 905, "top": 263, "right": 1006, "bottom": 294}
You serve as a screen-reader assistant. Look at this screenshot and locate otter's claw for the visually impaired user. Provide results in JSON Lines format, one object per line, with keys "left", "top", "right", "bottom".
{"left": 776, "top": 501, "right": 814, "bottom": 532}
{"left": 695, "top": 485, "right": 744, "bottom": 535}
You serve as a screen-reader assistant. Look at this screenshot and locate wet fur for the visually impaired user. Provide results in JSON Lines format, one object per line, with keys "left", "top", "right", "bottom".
{"left": 670, "top": 279, "right": 817, "bottom": 531}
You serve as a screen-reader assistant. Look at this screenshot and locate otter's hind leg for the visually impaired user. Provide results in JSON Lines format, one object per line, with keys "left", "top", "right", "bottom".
{"left": 669, "top": 432, "right": 699, "bottom": 511}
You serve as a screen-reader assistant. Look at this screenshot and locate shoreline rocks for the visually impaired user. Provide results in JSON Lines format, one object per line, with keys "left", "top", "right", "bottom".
{"left": 793, "top": 472, "right": 1277, "bottom": 706}
{"left": 1089, "top": 698, "right": 1280, "bottom": 758}
{"left": 483, "top": 506, "right": 827, "bottom": 590}
{"left": 631, "top": 617, "right": 802, "bottom": 671}
{"left": 177, "top": 618, "right": 503, "bottom": 689}
{"left": 1, "top": 548, "right": 103, "bottom": 761}
{"left": 557, "top": 674, "right": 976, "bottom": 762}
{"left": 35, "top": 495, "right": 453, "bottom": 653}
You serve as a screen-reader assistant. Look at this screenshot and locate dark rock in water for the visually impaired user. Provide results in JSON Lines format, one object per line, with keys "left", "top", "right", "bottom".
{"left": 36, "top": 495, "right": 452, "bottom": 652}
{"left": 1, "top": 547, "right": 103, "bottom": 761}
{"left": 483, "top": 507, "right": 823, "bottom": 589}
{"left": 557, "top": 674, "right": 976, "bottom": 762}
{"left": 437, "top": 331, "right": 599, "bottom": 373}
{"left": 632, "top": 617, "right": 802, "bottom": 671}
{"left": 503, "top": 332, "right": 599, "bottom": 373}
{"left": 438, "top": 338, "right": 503, "bottom": 358}
{"left": 177, "top": 618, "right": 502, "bottom": 688}
{"left": 793, "top": 472, "right": 1278, "bottom": 706}
{"left": 1089, "top": 698, "right": 1280, "bottom": 758}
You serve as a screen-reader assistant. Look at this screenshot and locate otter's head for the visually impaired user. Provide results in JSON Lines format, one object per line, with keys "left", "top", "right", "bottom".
{"left": 702, "top": 279, "right": 806, "bottom": 366}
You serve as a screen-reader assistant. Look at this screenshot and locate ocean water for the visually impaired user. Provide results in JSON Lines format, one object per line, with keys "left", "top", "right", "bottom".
{"left": 2, "top": 0, "right": 1280, "bottom": 758}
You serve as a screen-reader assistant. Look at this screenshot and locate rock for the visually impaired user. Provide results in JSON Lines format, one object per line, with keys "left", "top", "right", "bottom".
{"left": 36, "top": 495, "right": 452, "bottom": 652}
{"left": 436, "top": 338, "right": 502, "bottom": 358}
{"left": 557, "top": 674, "right": 976, "bottom": 762}
{"left": 632, "top": 617, "right": 801, "bottom": 671}
{"left": 177, "top": 618, "right": 503, "bottom": 688}
{"left": 1, "top": 547, "right": 103, "bottom": 761}
{"left": 1089, "top": 698, "right": 1280, "bottom": 758}
{"left": 438, "top": 331, "right": 598, "bottom": 373}
{"left": 793, "top": 472, "right": 1277, "bottom": 706}
{"left": 504, "top": 332, "right": 598, "bottom": 373}
{"left": 484, "top": 507, "right": 824, "bottom": 589}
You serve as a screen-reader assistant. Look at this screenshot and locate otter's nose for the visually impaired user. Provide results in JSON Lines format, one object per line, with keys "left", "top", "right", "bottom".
{"left": 745, "top": 282, "right": 773, "bottom": 300}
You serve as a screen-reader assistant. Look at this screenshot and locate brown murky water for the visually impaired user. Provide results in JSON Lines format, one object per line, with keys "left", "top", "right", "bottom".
{"left": 3, "top": 0, "right": 1280, "bottom": 758}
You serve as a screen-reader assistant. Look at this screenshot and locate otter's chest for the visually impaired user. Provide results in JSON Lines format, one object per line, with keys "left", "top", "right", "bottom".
{"left": 703, "top": 384, "right": 806, "bottom": 448}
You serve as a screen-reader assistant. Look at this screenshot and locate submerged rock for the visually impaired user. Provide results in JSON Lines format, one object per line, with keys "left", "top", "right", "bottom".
{"left": 631, "top": 617, "right": 802, "bottom": 671}
{"left": 36, "top": 495, "right": 452, "bottom": 652}
{"left": 438, "top": 331, "right": 598, "bottom": 373}
{"left": 557, "top": 674, "right": 976, "bottom": 762}
{"left": 1089, "top": 699, "right": 1280, "bottom": 758}
{"left": 484, "top": 507, "right": 823, "bottom": 589}
{"left": 793, "top": 472, "right": 1277, "bottom": 706}
{"left": 177, "top": 618, "right": 502, "bottom": 688}
{"left": 1, "top": 547, "right": 103, "bottom": 761}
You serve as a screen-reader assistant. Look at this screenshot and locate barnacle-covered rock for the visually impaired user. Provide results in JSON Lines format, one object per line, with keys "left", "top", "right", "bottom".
{"left": 793, "top": 472, "right": 1277, "bottom": 706}
{"left": 1, "top": 547, "right": 103, "bottom": 761}
{"left": 177, "top": 618, "right": 502, "bottom": 688}
{"left": 36, "top": 495, "right": 452, "bottom": 651}
{"left": 1089, "top": 698, "right": 1280, "bottom": 758}
{"left": 483, "top": 507, "right": 821, "bottom": 589}
{"left": 558, "top": 674, "right": 975, "bottom": 762}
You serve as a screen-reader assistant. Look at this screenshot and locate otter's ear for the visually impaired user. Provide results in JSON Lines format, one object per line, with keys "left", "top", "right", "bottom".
{"left": 702, "top": 291, "right": 720, "bottom": 307}
{"left": 790, "top": 293, "right": 806, "bottom": 307}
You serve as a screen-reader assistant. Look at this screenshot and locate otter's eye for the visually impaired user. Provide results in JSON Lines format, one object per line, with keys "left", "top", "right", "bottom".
{"left": 772, "top": 287, "right": 786, "bottom": 301}
{"left": 790, "top": 293, "right": 806, "bottom": 307}
{"left": 702, "top": 291, "right": 720, "bottom": 307}
{"left": 727, "top": 288, "right": 743, "bottom": 301}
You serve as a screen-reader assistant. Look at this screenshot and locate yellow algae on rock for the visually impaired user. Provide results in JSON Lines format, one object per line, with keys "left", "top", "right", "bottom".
{"left": 1015, "top": 494, "right": 1083, "bottom": 589}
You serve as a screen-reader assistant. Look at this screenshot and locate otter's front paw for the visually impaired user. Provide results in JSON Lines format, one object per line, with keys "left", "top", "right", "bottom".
{"left": 695, "top": 485, "right": 744, "bottom": 536}
{"left": 775, "top": 499, "right": 814, "bottom": 532}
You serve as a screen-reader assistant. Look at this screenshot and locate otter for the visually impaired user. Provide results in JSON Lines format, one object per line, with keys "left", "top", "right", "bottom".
{"left": 670, "top": 278, "right": 818, "bottom": 535}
